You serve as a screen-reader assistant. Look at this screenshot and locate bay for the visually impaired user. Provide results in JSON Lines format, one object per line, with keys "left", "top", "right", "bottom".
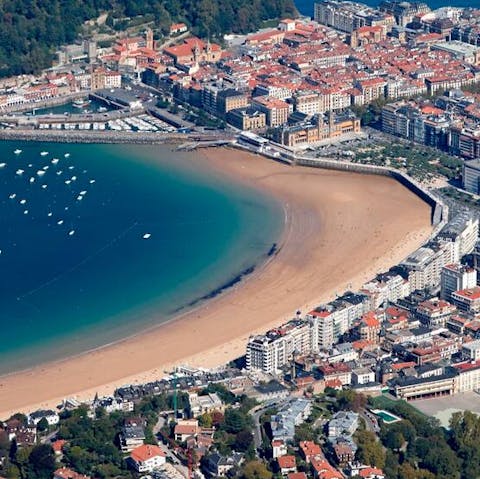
{"left": 0, "top": 142, "right": 283, "bottom": 374}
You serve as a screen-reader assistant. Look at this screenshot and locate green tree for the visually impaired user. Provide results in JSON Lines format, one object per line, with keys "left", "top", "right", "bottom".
{"left": 234, "top": 429, "right": 253, "bottom": 452}
{"left": 355, "top": 430, "right": 385, "bottom": 469}
{"left": 241, "top": 460, "right": 272, "bottom": 479}
{"left": 27, "top": 444, "right": 55, "bottom": 479}
{"left": 224, "top": 409, "right": 246, "bottom": 434}
{"left": 36, "top": 418, "right": 49, "bottom": 433}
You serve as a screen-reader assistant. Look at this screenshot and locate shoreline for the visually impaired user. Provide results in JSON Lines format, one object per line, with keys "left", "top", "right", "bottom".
{"left": 0, "top": 147, "right": 433, "bottom": 419}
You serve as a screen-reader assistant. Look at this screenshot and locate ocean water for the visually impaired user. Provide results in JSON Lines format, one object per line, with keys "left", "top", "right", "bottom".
{"left": 0, "top": 142, "right": 283, "bottom": 374}
{"left": 295, "top": 0, "right": 471, "bottom": 17}
{"left": 27, "top": 99, "right": 114, "bottom": 116}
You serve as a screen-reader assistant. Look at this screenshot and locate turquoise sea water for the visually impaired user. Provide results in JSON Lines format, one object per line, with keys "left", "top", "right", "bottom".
{"left": 296, "top": 0, "right": 470, "bottom": 17}
{"left": 0, "top": 142, "right": 283, "bottom": 374}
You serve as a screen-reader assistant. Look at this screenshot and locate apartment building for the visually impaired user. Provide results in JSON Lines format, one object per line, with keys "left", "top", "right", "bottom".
{"left": 440, "top": 264, "right": 477, "bottom": 302}
{"left": 251, "top": 96, "right": 292, "bottom": 127}
{"left": 415, "top": 298, "right": 456, "bottom": 328}
{"left": 246, "top": 319, "right": 312, "bottom": 374}
{"left": 401, "top": 242, "right": 455, "bottom": 293}
{"left": 451, "top": 287, "right": 480, "bottom": 314}
{"left": 227, "top": 108, "right": 266, "bottom": 130}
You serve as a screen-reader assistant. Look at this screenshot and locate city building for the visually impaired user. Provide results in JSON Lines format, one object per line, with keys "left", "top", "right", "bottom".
{"left": 440, "top": 264, "right": 477, "bottom": 301}
{"left": 251, "top": 96, "right": 292, "bottom": 127}
{"left": 246, "top": 319, "right": 312, "bottom": 374}
{"left": 188, "top": 393, "right": 224, "bottom": 417}
{"left": 462, "top": 339, "right": 480, "bottom": 361}
{"left": 415, "top": 298, "right": 456, "bottom": 328}
{"left": 464, "top": 159, "right": 480, "bottom": 194}
{"left": 451, "top": 287, "right": 480, "bottom": 314}
{"left": 227, "top": 108, "right": 266, "bottom": 130}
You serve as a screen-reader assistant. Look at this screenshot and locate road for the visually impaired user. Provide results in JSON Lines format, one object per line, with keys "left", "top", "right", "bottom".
{"left": 154, "top": 415, "right": 189, "bottom": 478}
{"left": 360, "top": 408, "right": 380, "bottom": 433}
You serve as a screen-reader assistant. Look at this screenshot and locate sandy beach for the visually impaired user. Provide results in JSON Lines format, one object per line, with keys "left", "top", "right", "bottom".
{"left": 0, "top": 148, "right": 432, "bottom": 418}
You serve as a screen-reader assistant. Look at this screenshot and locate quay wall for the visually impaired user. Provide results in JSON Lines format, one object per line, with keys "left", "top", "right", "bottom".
{"left": 296, "top": 157, "right": 448, "bottom": 230}
{"left": 0, "top": 92, "right": 87, "bottom": 114}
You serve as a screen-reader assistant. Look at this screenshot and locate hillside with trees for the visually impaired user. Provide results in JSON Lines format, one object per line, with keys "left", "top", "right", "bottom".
{"left": 0, "top": 0, "right": 297, "bottom": 77}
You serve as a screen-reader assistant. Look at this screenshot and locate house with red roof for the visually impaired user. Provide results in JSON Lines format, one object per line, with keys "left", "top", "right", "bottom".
{"left": 288, "top": 473, "right": 307, "bottom": 479}
{"left": 128, "top": 444, "right": 166, "bottom": 473}
{"left": 278, "top": 455, "right": 297, "bottom": 475}
{"left": 299, "top": 441, "right": 322, "bottom": 462}
{"left": 54, "top": 468, "right": 91, "bottom": 479}
{"left": 311, "top": 457, "right": 342, "bottom": 479}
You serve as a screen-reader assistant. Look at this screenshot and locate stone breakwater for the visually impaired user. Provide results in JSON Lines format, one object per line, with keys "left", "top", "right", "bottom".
{"left": 0, "top": 129, "right": 226, "bottom": 145}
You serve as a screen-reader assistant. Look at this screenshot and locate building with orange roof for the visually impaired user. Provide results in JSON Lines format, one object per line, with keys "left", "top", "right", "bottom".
{"left": 164, "top": 37, "right": 222, "bottom": 66}
{"left": 170, "top": 23, "right": 188, "bottom": 35}
{"left": 54, "top": 468, "right": 91, "bottom": 479}
{"left": 451, "top": 286, "right": 480, "bottom": 314}
{"left": 52, "top": 439, "right": 67, "bottom": 456}
{"left": 416, "top": 298, "right": 456, "bottom": 328}
{"left": 357, "top": 312, "right": 380, "bottom": 344}
{"left": 278, "top": 455, "right": 297, "bottom": 475}
{"left": 299, "top": 441, "right": 322, "bottom": 462}
{"left": 288, "top": 473, "right": 307, "bottom": 479}
{"left": 128, "top": 444, "right": 166, "bottom": 473}
{"left": 311, "top": 457, "right": 342, "bottom": 479}
{"left": 251, "top": 95, "right": 292, "bottom": 127}
{"left": 348, "top": 464, "right": 385, "bottom": 479}
{"left": 318, "top": 362, "right": 352, "bottom": 385}
{"left": 174, "top": 419, "right": 199, "bottom": 442}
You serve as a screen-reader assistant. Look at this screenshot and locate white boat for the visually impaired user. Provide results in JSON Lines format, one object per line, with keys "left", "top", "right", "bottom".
{"left": 77, "top": 195, "right": 83, "bottom": 201}
{"left": 73, "top": 98, "right": 90, "bottom": 108}
{"left": 40, "top": 151, "right": 48, "bottom": 156}
{"left": 42, "top": 165, "right": 49, "bottom": 171}
{"left": 68, "top": 166, "right": 74, "bottom": 170}
{"left": 14, "top": 149, "right": 22, "bottom": 155}
{"left": 68, "top": 230, "right": 75, "bottom": 236}
{"left": 9, "top": 194, "right": 16, "bottom": 199}
{"left": 41, "top": 184, "right": 47, "bottom": 189}
{"left": 20, "top": 199, "right": 26, "bottom": 204}
{"left": 71, "top": 176, "right": 77, "bottom": 181}
{"left": 79, "top": 190, "right": 87, "bottom": 195}
{"left": 16, "top": 169, "right": 24, "bottom": 175}
{"left": 37, "top": 170, "right": 46, "bottom": 176}
{"left": 0, "top": 163, "right": 6, "bottom": 168}
{"left": 57, "top": 171, "right": 62, "bottom": 175}
{"left": 28, "top": 163, "right": 32, "bottom": 167}
{"left": 64, "top": 153, "right": 70, "bottom": 158}
{"left": 57, "top": 220, "right": 64, "bottom": 225}
{"left": 65, "top": 180, "right": 71, "bottom": 185}
{"left": 29, "top": 177, "right": 35, "bottom": 183}
{"left": 23, "top": 209, "right": 28, "bottom": 215}
{"left": 89, "top": 179, "right": 95, "bottom": 184}
{"left": 47, "top": 212, "right": 52, "bottom": 217}
{"left": 51, "top": 158, "right": 59, "bottom": 164}
{"left": 143, "top": 233, "right": 152, "bottom": 239}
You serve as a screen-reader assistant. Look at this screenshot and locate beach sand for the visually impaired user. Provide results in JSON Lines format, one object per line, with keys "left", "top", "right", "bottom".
{"left": 0, "top": 148, "right": 432, "bottom": 418}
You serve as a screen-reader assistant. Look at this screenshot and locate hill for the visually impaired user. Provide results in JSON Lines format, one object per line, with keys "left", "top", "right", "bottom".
{"left": 0, "top": 0, "right": 297, "bottom": 77}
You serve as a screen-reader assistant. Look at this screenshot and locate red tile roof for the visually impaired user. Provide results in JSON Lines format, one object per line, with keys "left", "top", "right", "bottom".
{"left": 130, "top": 444, "right": 165, "bottom": 463}
{"left": 278, "top": 455, "right": 296, "bottom": 470}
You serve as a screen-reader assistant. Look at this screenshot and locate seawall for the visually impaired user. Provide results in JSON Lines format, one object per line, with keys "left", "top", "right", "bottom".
{"left": 295, "top": 157, "right": 448, "bottom": 232}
